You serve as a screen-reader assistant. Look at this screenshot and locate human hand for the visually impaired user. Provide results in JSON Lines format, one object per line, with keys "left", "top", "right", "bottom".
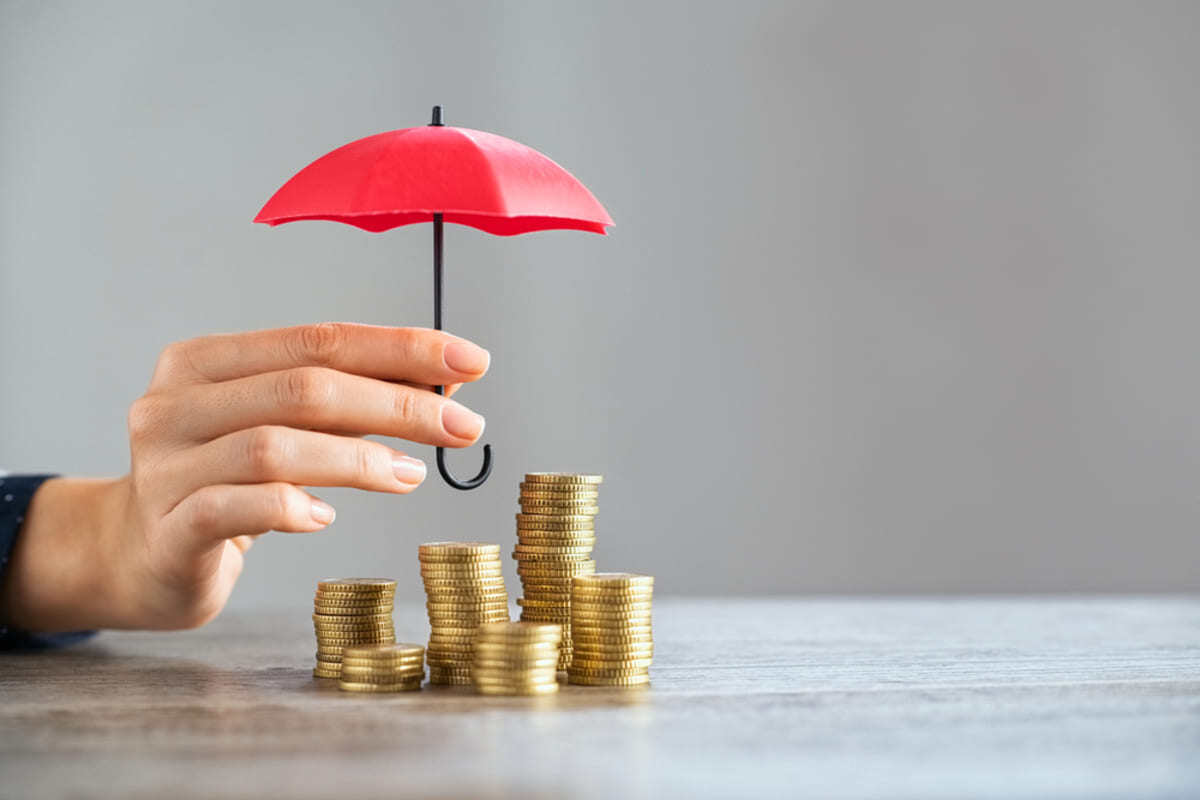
{"left": 0, "top": 323, "right": 489, "bottom": 632}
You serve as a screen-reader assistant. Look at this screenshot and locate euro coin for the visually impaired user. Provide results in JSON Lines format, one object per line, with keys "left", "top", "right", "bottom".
{"left": 523, "top": 473, "right": 603, "bottom": 485}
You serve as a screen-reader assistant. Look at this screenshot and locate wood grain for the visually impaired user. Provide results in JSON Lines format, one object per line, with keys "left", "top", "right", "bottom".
{"left": 2, "top": 597, "right": 1198, "bottom": 799}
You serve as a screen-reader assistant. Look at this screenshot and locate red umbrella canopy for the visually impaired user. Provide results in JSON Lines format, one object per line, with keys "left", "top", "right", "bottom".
{"left": 254, "top": 122, "right": 612, "bottom": 236}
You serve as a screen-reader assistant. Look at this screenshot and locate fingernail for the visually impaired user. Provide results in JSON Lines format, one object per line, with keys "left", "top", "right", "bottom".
{"left": 392, "top": 455, "right": 427, "bottom": 485}
{"left": 444, "top": 341, "right": 490, "bottom": 374}
{"left": 310, "top": 500, "right": 336, "bottom": 525}
{"left": 442, "top": 401, "right": 485, "bottom": 441}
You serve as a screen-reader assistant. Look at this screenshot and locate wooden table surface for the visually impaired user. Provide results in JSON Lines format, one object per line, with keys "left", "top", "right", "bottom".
{"left": 2, "top": 597, "right": 1198, "bottom": 799}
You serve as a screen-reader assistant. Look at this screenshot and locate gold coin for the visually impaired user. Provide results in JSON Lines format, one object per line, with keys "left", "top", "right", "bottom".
{"left": 313, "top": 612, "right": 394, "bottom": 624}
{"left": 315, "top": 592, "right": 396, "bottom": 603}
{"left": 317, "top": 577, "right": 396, "bottom": 591}
{"left": 573, "top": 573, "right": 654, "bottom": 589}
{"left": 518, "top": 510, "right": 598, "bottom": 519}
{"left": 341, "top": 642, "right": 423, "bottom": 658}
{"left": 472, "top": 674, "right": 559, "bottom": 687}
{"left": 312, "top": 606, "right": 394, "bottom": 617}
{"left": 423, "top": 591, "right": 510, "bottom": 604}
{"left": 569, "top": 657, "right": 654, "bottom": 670}
{"left": 570, "top": 611, "right": 652, "bottom": 622}
{"left": 515, "top": 513, "right": 595, "bottom": 527}
{"left": 312, "top": 666, "right": 342, "bottom": 679}
{"left": 571, "top": 634, "right": 654, "bottom": 644}
{"left": 513, "top": 543, "right": 595, "bottom": 555}
{"left": 523, "top": 473, "right": 604, "bottom": 485}
{"left": 419, "top": 541, "right": 501, "bottom": 557}
{"left": 476, "top": 682, "right": 559, "bottom": 696}
{"left": 421, "top": 575, "right": 506, "bottom": 587}
{"left": 567, "top": 673, "right": 649, "bottom": 687}
{"left": 340, "top": 669, "right": 424, "bottom": 682}
{"left": 572, "top": 641, "right": 654, "bottom": 653}
{"left": 519, "top": 490, "right": 599, "bottom": 501}
{"left": 470, "top": 642, "right": 559, "bottom": 652}
{"left": 337, "top": 680, "right": 421, "bottom": 693}
{"left": 473, "top": 660, "right": 560, "bottom": 672}
{"left": 516, "top": 533, "right": 596, "bottom": 544}
{"left": 474, "top": 621, "right": 562, "bottom": 639}
{"left": 338, "top": 655, "right": 424, "bottom": 666}
{"left": 571, "top": 622, "right": 652, "bottom": 634}
{"left": 518, "top": 608, "right": 573, "bottom": 620}
{"left": 570, "top": 598, "right": 653, "bottom": 609}
{"left": 519, "top": 503, "right": 599, "bottom": 513}
{"left": 512, "top": 553, "right": 594, "bottom": 564}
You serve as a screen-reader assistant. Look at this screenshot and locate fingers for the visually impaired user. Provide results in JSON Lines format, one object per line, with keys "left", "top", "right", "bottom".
{"left": 158, "top": 426, "right": 427, "bottom": 505}
{"left": 156, "top": 368, "right": 485, "bottom": 447}
{"left": 150, "top": 323, "right": 489, "bottom": 390}
{"left": 164, "top": 483, "right": 335, "bottom": 558}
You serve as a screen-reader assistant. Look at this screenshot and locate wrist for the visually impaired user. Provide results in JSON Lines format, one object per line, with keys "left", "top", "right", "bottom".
{"left": 0, "top": 476, "right": 130, "bottom": 632}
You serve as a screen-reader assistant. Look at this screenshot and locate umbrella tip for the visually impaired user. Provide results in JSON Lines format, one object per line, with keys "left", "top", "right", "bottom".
{"left": 430, "top": 105, "right": 444, "bottom": 126}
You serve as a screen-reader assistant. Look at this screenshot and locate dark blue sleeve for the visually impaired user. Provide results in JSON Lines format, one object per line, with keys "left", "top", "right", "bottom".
{"left": 0, "top": 474, "right": 97, "bottom": 650}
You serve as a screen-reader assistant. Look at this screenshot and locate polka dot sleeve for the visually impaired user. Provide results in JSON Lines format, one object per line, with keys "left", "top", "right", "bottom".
{"left": 0, "top": 474, "right": 96, "bottom": 649}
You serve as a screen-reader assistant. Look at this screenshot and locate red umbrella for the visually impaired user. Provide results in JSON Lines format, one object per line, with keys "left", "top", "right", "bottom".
{"left": 254, "top": 106, "right": 612, "bottom": 490}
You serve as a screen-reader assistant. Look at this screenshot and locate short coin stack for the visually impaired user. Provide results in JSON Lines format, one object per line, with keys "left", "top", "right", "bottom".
{"left": 471, "top": 622, "right": 563, "bottom": 696}
{"left": 312, "top": 578, "right": 397, "bottom": 679}
{"left": 419, "top": 542, "right": 510, "bottom": 685}
{"left": 514, "top": 473, "right": 602, "bottom": 671}
{"left": 337, "top": 643, "right": 425, "bottom": 693}
{"left": 568, "top": 573, "right": 654, "bottom": 687}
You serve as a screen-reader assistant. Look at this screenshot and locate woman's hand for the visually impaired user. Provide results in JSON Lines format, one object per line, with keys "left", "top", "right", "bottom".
{"left": 0, "top": 323, "right": 489, "bottom": 632}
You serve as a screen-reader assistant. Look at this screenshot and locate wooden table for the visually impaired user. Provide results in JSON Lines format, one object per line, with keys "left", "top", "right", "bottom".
{"left": 2, "top": 598, "right": 1198, "bottom": 799}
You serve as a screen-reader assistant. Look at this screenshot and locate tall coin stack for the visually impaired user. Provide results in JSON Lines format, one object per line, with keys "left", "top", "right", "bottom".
{"left": 419, "top": 542, "right": 510, "bottom": 685}
{"left": 514, "top": 473, "right": 603, "bottom": 671}
{"left": 568, "top": 573, "right": 654, "bottom": 687}
{"left": 471, "top": 622, "right": 563, "bottom": 696}
{"left": 312, "top": 578, "right": 397, "bottom": 679}
{"left": 337, "top": 643, "right": 425, "bottom": 693}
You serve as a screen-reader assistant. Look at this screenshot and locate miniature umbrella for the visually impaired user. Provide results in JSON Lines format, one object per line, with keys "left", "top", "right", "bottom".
{"left": 254, "top": 106, "right": 613, "bottom": 490}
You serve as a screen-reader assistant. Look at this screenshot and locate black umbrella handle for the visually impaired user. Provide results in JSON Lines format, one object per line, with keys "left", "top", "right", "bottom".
{"left": 432, "top": 211, "right": 493, "bottom": 490}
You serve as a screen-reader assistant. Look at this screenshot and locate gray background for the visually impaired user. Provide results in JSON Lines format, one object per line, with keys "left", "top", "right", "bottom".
{"left": 2, "top": 0, "right": 1198, "bottom": 607}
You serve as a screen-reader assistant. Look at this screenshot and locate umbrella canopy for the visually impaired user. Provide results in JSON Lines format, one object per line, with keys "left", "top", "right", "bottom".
{"left": 253, "top": 107, "right": 611, "bottom": 491}
{"left": 254, "top": 122, "right": 613, "bottom": 236}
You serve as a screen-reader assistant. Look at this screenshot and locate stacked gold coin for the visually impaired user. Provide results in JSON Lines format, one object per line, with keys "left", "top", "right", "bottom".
{"left": 471, "top": 622, "right": 563, "bottom": 696}
{"left": 419, "top": 542, "right": 510, "bottom": 685}
{"left": 312, "top": 578, "right": 396, "bottom": 679}
{"left": 514, "top": 473, "right": 602, "bottom": 671}
{"left": 337, "top": 643, "right": 425, "bottom": 693}
{"left": 568, "top": 573, "right": 654, "bottom": 687}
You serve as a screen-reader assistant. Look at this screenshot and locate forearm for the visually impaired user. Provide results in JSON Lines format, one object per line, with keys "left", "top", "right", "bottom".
{"left": 0, "top": 477, "right": 129, "bottom": 632}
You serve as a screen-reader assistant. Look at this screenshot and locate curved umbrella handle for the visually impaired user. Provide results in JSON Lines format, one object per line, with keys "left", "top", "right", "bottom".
{"left": 434, "top": 385, "right": 493, "bottom": 490}
{"left": 431, "top": 210, "right": 492, "bottom": 491}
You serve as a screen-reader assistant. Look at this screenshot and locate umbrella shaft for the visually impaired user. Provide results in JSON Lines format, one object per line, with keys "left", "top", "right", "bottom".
{"left": 433, "top": 212, "right": 444, "bottom": 337}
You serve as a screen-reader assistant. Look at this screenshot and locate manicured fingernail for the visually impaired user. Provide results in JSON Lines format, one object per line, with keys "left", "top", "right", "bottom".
{"left": 392, "top": 455, "right": 427, "bottom": 484}
{"left": 442, "top": 401, "right": 485, "bottom": 441}
{"left": 310, "top": 500, "right": 336, "bottom": 525}
{"left": 444, "top": 341, "right": 490, "bottom": 374}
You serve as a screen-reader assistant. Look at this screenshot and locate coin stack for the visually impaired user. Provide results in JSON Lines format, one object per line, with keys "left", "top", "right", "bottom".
{"left": 312, "top": 578, "right": 397, "bottom": 679}
{"left": 419, "top": 542, "right": 510, "bottom": 685}
{"left": 471, "top": 622, "right": 563, "bottom": 696}
{"left": 568, "top": 573, "right": 654, "bottom": 687}
{"left": 337, "top": 643, "right": 425, "bottom": 693}
{"left": 514, "top": 473, "right": 602, "bottom": 671}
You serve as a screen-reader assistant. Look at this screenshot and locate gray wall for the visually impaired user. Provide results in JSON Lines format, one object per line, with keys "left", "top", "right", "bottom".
{"left": 2, "top": 1, "right": 1198, "bottom": 607}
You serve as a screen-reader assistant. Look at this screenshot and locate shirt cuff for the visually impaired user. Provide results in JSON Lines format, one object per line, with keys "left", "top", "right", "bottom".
{"left": 0, "top": 473, "right": 97, "bottom": 649}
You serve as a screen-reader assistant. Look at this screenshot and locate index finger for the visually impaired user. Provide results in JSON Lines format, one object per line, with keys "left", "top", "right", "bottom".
{"left": 150, "top": 323, "right": 489, "bottom": 390}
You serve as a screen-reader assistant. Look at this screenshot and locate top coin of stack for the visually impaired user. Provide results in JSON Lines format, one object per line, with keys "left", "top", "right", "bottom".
{"left": 514, "top": 473, "right": 602, "bottom": 671}
{"left": 419, "top": 542, "right": 510, "bottom": 685}
{"left": 471, "top": 622, "right": 563, "bottom": 696}
{"left": 567, "top": 573, "right": 653, "bottom": 687}
{"left": 312, "top": 578, "right": 396, "bottom": 679}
